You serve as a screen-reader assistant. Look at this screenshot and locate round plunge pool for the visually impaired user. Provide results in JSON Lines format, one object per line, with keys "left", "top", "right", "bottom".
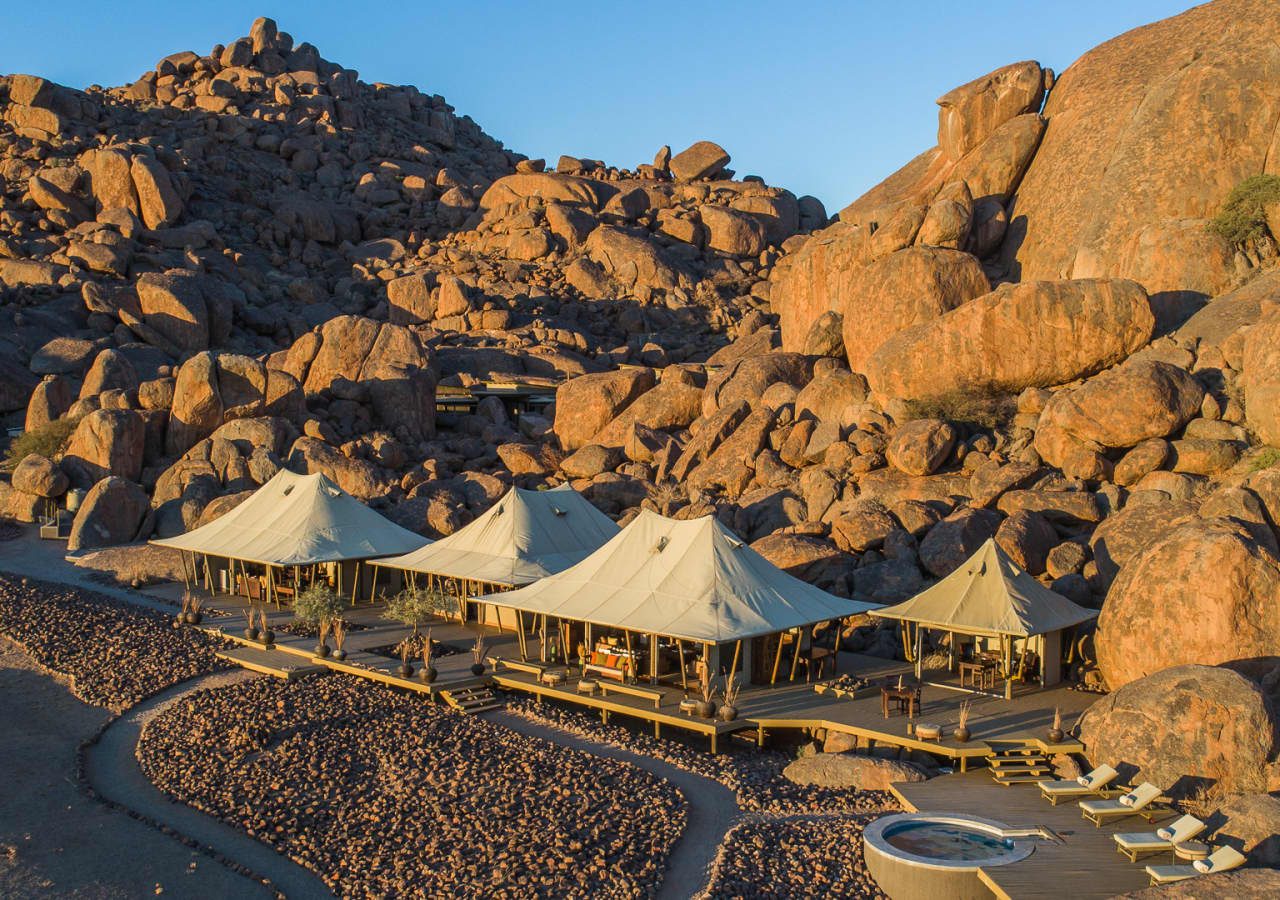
{"left": 863, "top": 813, "right": 1036, "bottom": 900}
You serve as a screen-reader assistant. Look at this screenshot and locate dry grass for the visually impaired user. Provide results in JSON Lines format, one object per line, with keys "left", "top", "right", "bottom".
{"left": 901, "top": 389, "right": 1017, "bottom": 430}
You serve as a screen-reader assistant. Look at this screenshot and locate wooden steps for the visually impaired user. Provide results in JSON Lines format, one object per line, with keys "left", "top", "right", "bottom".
{"left": 987, "top": 745, "right": 1054, "bottom": 786}
{"left": 440, "top": 685, "right": 502, "bottom": 714}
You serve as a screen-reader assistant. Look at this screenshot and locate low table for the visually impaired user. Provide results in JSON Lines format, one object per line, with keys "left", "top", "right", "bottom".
{"left": 1174, "top": 840, "right": 1210, "bottom": 862}
{"left": 881, "top": 685, "right": 920, "bottom": 718}
{"left": 958, "top": 661, "right": 997, "bottom": 690}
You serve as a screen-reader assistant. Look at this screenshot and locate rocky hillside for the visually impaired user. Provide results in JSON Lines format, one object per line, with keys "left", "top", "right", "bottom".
{"left": 3, "top": 6, "right": 1280, "bottom": 794}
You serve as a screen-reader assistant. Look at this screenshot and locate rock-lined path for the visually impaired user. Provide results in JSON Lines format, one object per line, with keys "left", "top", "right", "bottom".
{"left": 486, "top": 710, "right": 740, "bottom": 899}
{"left": 82, "top": 669, "right": 332, "bottom": 899}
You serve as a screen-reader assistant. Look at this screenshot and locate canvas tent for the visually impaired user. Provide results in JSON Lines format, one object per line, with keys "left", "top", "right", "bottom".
{"left": 479, "top": 509, "right": 879, "bottom": 682}
{"left": 152, "top": 469, "right": 426, "bottom": 600}
{"left": 372, "top": 485, "right": 620, "bottom": 622}
{"left": 869, "top": 539, "right": 1097, "bottom": 695}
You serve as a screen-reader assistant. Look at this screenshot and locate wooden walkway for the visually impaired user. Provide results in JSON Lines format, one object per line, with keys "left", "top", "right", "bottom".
{"left": 193, "top": 589, "right": 1096, "bottom": 760}
{"left": 892, "top": 771, "right": 1177, "bottom": 899}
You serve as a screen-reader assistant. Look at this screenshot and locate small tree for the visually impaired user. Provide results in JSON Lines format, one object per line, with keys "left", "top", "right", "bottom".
{"left": 293, "top": 585, "right": 345, "bottom": 632}
{"left": 382, "top": 586, "right": 442, "bottom": 634}
{"left": 1210, "top": 174, "right": 1280, "bottom": 246}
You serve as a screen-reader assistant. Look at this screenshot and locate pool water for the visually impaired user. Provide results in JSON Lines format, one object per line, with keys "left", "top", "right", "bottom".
{"left": 884, "top": 821, "right": 1016, "bottom": 861}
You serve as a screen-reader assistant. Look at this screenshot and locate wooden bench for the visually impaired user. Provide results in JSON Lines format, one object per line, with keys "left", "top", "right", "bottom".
{"left": 599, "top": 681, "right": 665, "bottom": 709}
{"left": 490, "top": 656, "right": 565, "bottom": 677}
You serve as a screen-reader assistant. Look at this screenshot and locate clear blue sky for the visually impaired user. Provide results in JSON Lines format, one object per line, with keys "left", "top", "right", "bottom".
{"left": 4, "top": 1, "right": 1200, "bottom": 210}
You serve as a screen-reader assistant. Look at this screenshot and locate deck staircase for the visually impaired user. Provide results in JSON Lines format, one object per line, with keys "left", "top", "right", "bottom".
{"left": 986, "top": 745, "right": 1055, "bottom": 786}
{"left": 439, "top": 684, "right": 503, "bottom": 714}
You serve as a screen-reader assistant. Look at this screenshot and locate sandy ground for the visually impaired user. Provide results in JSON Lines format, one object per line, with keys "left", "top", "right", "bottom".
{"left": 0, "top": 637, "right": 265, "bottom": 899}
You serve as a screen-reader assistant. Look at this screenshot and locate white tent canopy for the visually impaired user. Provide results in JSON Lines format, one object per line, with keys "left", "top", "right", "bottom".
{"left": 151, "top": 469, "right": 426, "bottom": 566}
{"left": 478, "top": 509, "right": 880, "bottom": 643}
{"left": 373, "top": 484, "right": 620, "bottom": 587}
{"left": 869, "top": 539, "right": 1097, "bottom": 638}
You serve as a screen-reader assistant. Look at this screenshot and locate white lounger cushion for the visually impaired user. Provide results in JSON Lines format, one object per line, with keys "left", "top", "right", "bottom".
{"left": 1081, "top": 782, "right": 1162, "bottom": 816}
{"left": 1115, "top": 832, "right": 1170, "bottom": 850}
{"left": 1146, "top": 846, "right": 1246, "bottom": 884}
{"left": 1081, "top": 764, "right": 1118, "bottom": 789}
{"left": 1156, "top": 815, "right": 1206, "bottom": 844}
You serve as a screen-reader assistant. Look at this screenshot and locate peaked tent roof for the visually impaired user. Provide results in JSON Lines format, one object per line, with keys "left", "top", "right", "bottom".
{"left": 478, "top": 509, "right": 880, "bottom": 643}
{"left": 372, "top": 484, "right": 620, "bottom": 587}
{"left": 868, "top": 539, "right": 1097, "bottom": 637}
{"left": 152, "top": 470, "right": 426, "bottom": 566}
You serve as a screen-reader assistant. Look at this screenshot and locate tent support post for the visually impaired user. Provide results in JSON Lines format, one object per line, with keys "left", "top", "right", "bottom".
{"left": 770, "top": 633, "right": 785, "bottom": 685}
{"left": 515, "top": 610, "right": 528, "bottom": 661}
{"left": 266, "top": 567, "right": 275, "bottom": 608}
{"left": 623, "top": 630, "right": 634, "bottom": 682}
{"left": 730, "top": 640, "right": 742, "bottom": 679}
{"left": 350, "top": 561, "right": 361, "bottom": 607}
{"left": 179, "top": 552, "right": 191, "bottom": 592}
{"left": 676, "top": 639, "right": 687, "bottom": 690}
{"left": 650, "top": 633, "right": 658, "bottom": 684}
{"left": 915, "top": 627, "right": 923, "bottom": 682}
{"left": 789, "top": 629, "right": 802, "bottom": 682}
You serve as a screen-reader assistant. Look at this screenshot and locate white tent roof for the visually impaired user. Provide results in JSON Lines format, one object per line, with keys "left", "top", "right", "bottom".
{"left": 151, "top": 470, "right": 426, "bottom": 566}
{"left": 869, "top": 539, "right": 1098, "bottom": 637}
{"left": 478, "top": 509, "right": 880, "bottom": 643}
{"left": 372, "top": 484, "right": 620, "bottom": 587}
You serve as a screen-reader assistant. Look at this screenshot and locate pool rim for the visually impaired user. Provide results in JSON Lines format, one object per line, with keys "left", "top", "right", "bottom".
{"left": 864, "top": 812, "right": 1037, "bottom": 872}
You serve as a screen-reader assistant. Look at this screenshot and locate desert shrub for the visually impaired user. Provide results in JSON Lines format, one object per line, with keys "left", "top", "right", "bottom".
{"left": 1247, "top": 446, "right": 1280, "bottom": 472}
{"left": 3, "top": 417, "right": 80, "bottom": 468}
{"left": 1210, "top": 174, "right": 1280, "bottom": 246}
{"left": 901, "top": 390, "right": 1017, "bottom": 430}
{"left": 292, "top": 585, "right": 345, "bottom": 626}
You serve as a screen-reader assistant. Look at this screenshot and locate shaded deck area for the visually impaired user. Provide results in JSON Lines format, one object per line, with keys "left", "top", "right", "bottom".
{"left": 891, "top": 771, "right": 1177, "bottom": 898}
{"left": 187, "top": 588, "right": 1095, "bottom": 759}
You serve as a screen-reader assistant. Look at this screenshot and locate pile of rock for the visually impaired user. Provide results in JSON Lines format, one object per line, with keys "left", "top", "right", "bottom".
{"left": 137, "top": 674, "right": 684, "bottom": 898}
{"left": 704, "top": 815, "right": 889, "bottom": 900}
{"left": 0, "top": 573, "right": 226, "bottom": 710}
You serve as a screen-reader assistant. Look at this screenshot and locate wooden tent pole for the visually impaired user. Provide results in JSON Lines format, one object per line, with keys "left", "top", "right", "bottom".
{"left": 179, "top": 552, "right": 191, "bottom": 591}
{"left": 266, "top": 566, "right": 276, "bottom": 608}
{"left": 650, "top": 633, "right": 658, "bottom": 683}
{"left": 624, "top": 630, "right": 634, "bottom": 682}
{"left": 515, "top": 610, "right": 528, "bottom": 660}
{"left": 676, "top": 638, "right": 688, "bottom": 689}
{"left": 350, "top": 561, "right": 360, "bottom": 606}
{"left": 770, "top": 632, "right": 785, "bottom": 685}
{"left": 789, "top": 628, "right": 802, "bottom": 681}
{"left": 730, "top": 639, "right": 742, "bottom": 678}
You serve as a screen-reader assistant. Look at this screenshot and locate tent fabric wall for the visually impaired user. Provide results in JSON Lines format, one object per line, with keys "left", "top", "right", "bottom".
{"left": 868, "top": 539, "right": 1097, "bottom": 637}
{"left": 151, "top": 470, "right": 426, "bottom": 566}
{"left": 373, "top": 484, "right": 620, "bottom": 586}
{"left": 477, "top": 509, "right": 879, "bottom": 643}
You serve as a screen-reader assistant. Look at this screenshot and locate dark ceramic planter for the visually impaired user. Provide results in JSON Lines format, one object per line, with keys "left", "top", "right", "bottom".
{"left": 398, "top": 662, "right": 414, "bottom": 678}
{"left": 245, "top": 627, "right": 260, "bottom": 641}
{"left": 718, "top": 705, "right": 738, "bottom": 722}
{"left": 695, "top": 700, "right": 717, "bottom": 719}
{"left": 315, "top": 643, "right": 331, "bottom": 658}
{"left": 1047, "top": 727, "right": 1065, "bottom": 744}
{"left": 422, "top": 667, "right": 438, "bottom": 683}
{"left": 333, "top": 648, "right": 347, "bottom": 661}
{"left": 470, "top": 663, "right": 486, "bottom": 677}
{"left": 954, "top": 726, "right": 971, "bottom": 743}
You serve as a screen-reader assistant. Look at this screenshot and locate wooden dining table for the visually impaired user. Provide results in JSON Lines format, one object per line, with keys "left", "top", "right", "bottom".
{"left": 881, "top": 684, "right": 921, "bottom": 718}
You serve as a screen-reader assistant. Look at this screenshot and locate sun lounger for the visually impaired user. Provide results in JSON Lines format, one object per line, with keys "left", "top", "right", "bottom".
{"left": 1080, "top": 782, "right": 1165, "bottom": 825}
{"left": 1039, "top": 764, "right": 1119, "bottom": 805}
{"left": 1144, "top": 845, "right": 1247, "bottom": 885}
{"left": 1114, "top": 814, "right": 1205, "bottom": 861}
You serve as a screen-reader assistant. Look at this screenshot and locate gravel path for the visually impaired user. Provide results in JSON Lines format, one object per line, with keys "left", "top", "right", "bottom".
{"left": 82, "top": 669, "right": 333, "bottom": 899}
{"left": 486, "top": 710, "right": 740, "bottom": 899}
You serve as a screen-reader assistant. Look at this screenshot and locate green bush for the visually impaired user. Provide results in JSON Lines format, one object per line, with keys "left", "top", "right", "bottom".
{"left": 1248, "top": 446, "right": 1280, "bottom": 473}
{"left": 1209, "top": 175, "right": 1280, "bottom": 246}
{"left": 292, "top": 585, "right": 345, "bottom": 626}
{"left": 901, "top": 390, "right": 1017, "bottom": 431}
{"left": 4, "top": 417, "right": 80, "bottom": 469}
{"left": 382, "top": 586, "right": 450, "bottom": 633}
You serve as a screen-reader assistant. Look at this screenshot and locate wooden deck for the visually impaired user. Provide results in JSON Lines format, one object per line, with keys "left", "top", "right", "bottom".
{"left": 891, "top": 771, "right": 1177, "bottom": 898}
{"left": 191, "top": 589, "right": 1096, "bottom": 759}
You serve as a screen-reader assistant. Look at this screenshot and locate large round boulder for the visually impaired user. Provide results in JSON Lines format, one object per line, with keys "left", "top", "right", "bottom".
{"left": 864, "top": 279, "right": 1154, "bottom": 402}
{"left": 1078, "top": 665, "right": 1277, "bottom": 796}
{"left": 886, "top": 418, "right": 957, "bottom": 477}
{"left": 61, "top": 408, "right": 145, "bottom": 488}
{"left": 1000, "top": 0, "right": 1280, "bottom": 296}
{"left": 1035, "top": 360, "right": 1204, "bottom": 471}
{"left": 1243, "top": 307, "right": 1280, "bottom": 447}
{"left": 553, "top": 368, "right": 657, "bottom": 452}
{"left": 67, "top": 476, "right": 151, "bottom": 552}
{"left": 10, "top": 454, "right": 68, "bottom": 498}
{"left": 1096, "top": 518, "right": 1280, "bottom": 689}
{"left": 701, "top": 353, "right": 812, "bottom": 418}
{"left": 840, "top": 246, "right": 989, "bottom": 372}
{"left": 919, "top": 508, "right": 1003, "bottom": 577}
{"left": 783, "top": 753, "right": 928, "bottom": 791}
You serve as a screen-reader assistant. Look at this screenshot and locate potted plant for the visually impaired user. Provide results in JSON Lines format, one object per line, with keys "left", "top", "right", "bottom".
{"left": 420, "top": 628, "right": 437, "bottom": 683}
{"left": 954, "top": 700, "right": 973, "bottom": 743}
{"left": 332, "top": 619, "right": 348, "bottom": 661}
{"left": 188, "top": 594, "right": 204, "bottom": 625}
{"left": 694, "top": 666, "right": 718, "bottom": 719}
{"left": 396, "top": 638, "right": 415, "bottom": 678}
{"left": 718, "top": 675, "right": 741, "bottom": 722}
{"left": 175, "top": 592, "right": 190, "bottom": 628}
{"left": 294, "top": 585, "right": 344, "bottom": 658}
{"left": 470, "top": 635, "right": 487, "bottom": 677}
{"left": 258, "top": 607, "right": 274, "bottom": 646}
{"left": 243, "top": 602, "right": 260, "bottom": 641}
{"left": 1047, "top": 706, "right": 1065, "bottom": 744}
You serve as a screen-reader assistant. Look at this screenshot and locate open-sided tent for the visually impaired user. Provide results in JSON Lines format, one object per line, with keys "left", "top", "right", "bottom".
{"left": 372, "top": 484, "right": 620, "bottom": 620}
{"left": 152, "top": 469, "right": 426, "bottom": 601}
{"left": 869, "top": 538, "right": 1097, "bottom": 695}
{"left": 479, "top": 509, "right": 879, "bottom": 683}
